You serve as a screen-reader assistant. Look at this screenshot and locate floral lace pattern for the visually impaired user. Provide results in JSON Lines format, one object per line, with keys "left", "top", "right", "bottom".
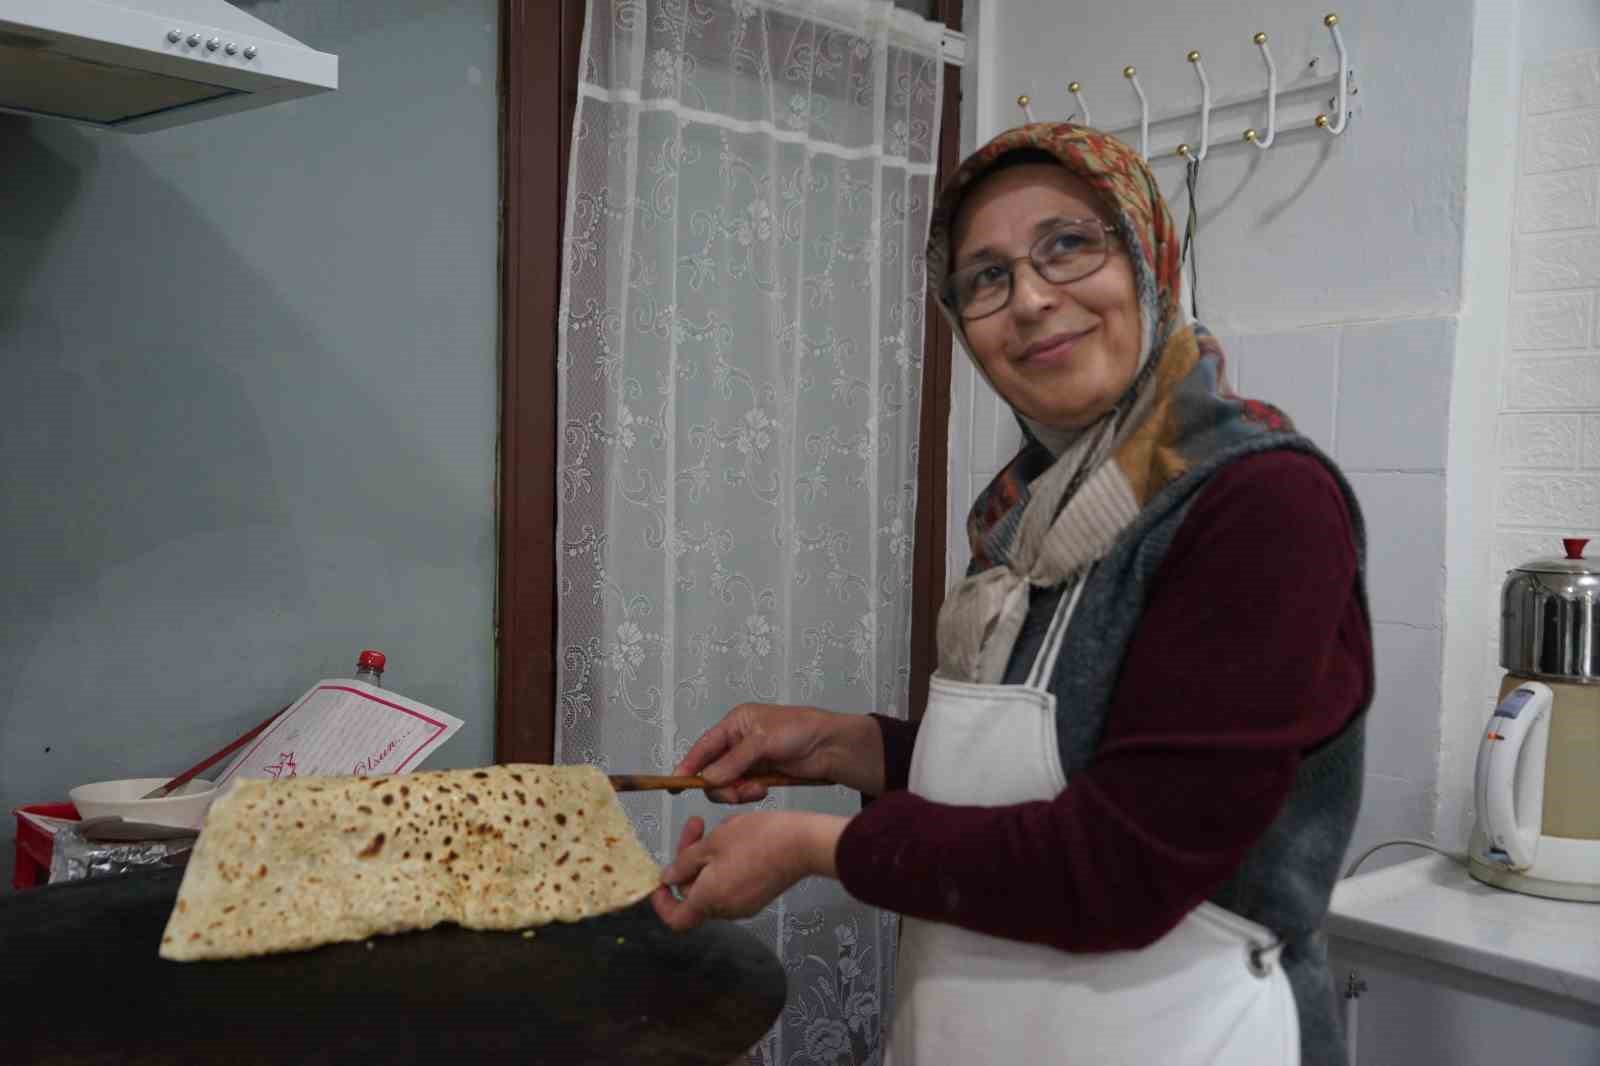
{"left": 557, "top": 1, "right": 945, "bottom": 1062}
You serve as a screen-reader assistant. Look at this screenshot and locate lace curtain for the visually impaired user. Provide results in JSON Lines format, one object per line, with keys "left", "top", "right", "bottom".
{"left": 555, "top": 0, "right": 945, "bottom": 1061}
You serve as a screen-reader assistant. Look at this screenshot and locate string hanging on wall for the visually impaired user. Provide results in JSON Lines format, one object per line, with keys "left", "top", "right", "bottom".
{"left": 1181, "top": 155, "right": 1201, "bottom": 321}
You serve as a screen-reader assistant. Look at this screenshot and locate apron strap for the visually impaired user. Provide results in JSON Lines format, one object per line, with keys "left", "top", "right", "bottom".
{"left": 1024, "top": 567, "right": 1094, "bottom": 690}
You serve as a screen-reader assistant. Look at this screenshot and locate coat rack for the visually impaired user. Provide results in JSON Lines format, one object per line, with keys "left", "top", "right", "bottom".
{"left": 1014, "top": 13, "right": 1355, "bottom": 162}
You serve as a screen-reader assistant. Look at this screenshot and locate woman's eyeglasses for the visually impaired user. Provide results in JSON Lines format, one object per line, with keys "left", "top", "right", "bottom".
{"left": 943, "top": 219, "right": 1118, "bottom": 321}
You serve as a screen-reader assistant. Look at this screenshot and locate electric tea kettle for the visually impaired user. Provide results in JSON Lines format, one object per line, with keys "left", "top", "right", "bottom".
{"left": 1471, "top": 538, "right": 1600, "bottom": 902}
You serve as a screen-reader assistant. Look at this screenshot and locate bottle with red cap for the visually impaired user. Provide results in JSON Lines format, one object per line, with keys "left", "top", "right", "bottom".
{"left": 353, "top": 649, "right": 387, "bottom": 685}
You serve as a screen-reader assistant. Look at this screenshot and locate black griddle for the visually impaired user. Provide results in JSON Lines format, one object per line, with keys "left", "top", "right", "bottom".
{"left": 1, "top": 866, "right": 787, "bottom": 1065}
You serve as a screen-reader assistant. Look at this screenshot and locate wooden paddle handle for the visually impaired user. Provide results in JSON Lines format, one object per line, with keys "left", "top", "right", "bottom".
{"left": 608, "top": 773, "right": 825, "bottom": 793}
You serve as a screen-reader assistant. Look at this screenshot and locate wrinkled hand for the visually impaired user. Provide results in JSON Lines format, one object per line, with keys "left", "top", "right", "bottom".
{"left": 675, "top": 703, "right": 881, "bottom": 803}
{"left": 650, "top": 810, "right": 845, "bottom": 932}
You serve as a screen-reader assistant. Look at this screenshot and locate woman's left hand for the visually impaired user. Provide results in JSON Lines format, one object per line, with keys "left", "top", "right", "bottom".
{"left": 651, "top": 810, "right": 847, "bottom": 931}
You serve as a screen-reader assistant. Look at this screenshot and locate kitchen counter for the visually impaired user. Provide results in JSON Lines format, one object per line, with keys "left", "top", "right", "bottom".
{"left": 1328, "top": 855, "right": 1600, "bottom": 1009}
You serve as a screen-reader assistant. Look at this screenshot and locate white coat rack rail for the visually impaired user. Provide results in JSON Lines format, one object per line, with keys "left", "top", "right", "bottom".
{"left": 1015, "top": 13, "right": 1355, "bottom": 162}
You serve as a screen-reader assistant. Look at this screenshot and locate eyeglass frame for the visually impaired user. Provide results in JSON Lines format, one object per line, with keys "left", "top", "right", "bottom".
{"left": 940, "top": 217, "right": 1122, "bottom": 322}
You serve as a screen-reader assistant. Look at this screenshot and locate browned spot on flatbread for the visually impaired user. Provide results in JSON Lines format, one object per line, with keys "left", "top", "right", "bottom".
{"left": 358, "top": 833, "right": 386, "bottom": 859}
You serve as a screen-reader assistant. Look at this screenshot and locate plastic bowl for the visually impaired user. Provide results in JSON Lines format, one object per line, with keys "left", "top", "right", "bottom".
{"left": 67, "top": 778, "right": 221, "bottom": 831}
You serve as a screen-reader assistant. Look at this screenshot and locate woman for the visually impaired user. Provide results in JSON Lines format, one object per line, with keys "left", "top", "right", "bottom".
{"left": 651, "top": 123, "right": 1372, "bottom": 1066}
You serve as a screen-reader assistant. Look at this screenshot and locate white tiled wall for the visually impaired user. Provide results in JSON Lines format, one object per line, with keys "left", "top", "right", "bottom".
{"left": 1236, "top": 318, "right": 1456, "bottom": 871}
{"left": 1494, "top": 52, "right": 1600, "bottom": 702}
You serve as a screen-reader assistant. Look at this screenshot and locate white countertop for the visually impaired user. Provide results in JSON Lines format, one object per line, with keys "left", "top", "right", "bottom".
{"left": 1327, "top": 855, "right": 1600, "bottom": 1008}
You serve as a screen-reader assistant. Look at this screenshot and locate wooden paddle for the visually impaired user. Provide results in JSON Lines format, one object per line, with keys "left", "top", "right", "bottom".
{"left": 607, "top": 773, "right": 825, "bottom": 793}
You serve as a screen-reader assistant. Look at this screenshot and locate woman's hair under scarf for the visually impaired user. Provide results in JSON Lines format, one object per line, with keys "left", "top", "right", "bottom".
{"left": 927, "top": 122, "right": 1259, "bottom": 684}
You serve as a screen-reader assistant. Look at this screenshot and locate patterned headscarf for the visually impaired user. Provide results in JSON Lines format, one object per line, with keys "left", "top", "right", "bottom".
{"left": 929, "top": 123, "right": 1290, "bottom": 683}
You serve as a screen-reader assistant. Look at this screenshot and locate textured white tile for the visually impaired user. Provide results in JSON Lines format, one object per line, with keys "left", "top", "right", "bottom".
{"left": 1366, "top": 623, "right": 1444, "bottom": 781}
{"left": 1335, "top": 318, "right": 1454, "bottom": 471}
{"left": 1497, "top": 413, "right": 1582, "bottom": 467}
{"left": 1346, "top": 773, "right": 1435, "bottom": 875}
{"left": 1510, "top": 292, "right": 1593, "bottom": 349}
{"left": 1585, "top": 415, "right": 1600, "bottom": 466}
{"left": 1514, "top": 232, "right": 1600, "bottom": 291}
{"left": 1223, "top": 328, "right": 1338, "bottom": 456}
{"left": 1506, "top": 354, "right": 1600, "bottom": 408}
{"left": 1500, "top": 473, "right": 1600, "bottom": 527}
{"left": 1347, "top": 472, "right": 1445, "bottom": 627}
{"left": 1493, "top": 529, "right": 1575, "bottom": 575}
{"left": 1523, "top": 109, "right": 1600, "bottom": 174}
{"left": 1517, "top": 170, "right": 1600, "bottom": 233}
{"left": 1527, "top": 53, "right": 1600, "bottom": 116}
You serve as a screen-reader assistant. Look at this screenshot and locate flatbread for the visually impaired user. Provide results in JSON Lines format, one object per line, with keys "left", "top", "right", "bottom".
{"left": 159, "top": 764, "right": 660, "bottom": 961}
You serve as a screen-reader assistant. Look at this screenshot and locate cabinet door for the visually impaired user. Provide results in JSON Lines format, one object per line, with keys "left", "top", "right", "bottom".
{"left": 1328, "top": 938, "right": 1600, "bottom": 1066}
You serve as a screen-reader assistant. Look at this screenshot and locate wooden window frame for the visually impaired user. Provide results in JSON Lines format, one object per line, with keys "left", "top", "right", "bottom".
{"left": 496, "top": 0, "right": 964, "bottom": 761}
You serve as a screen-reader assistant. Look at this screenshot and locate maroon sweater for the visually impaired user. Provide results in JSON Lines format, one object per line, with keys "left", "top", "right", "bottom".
{"left": 834, "top": 450, "right": 1370, "bottom": 952}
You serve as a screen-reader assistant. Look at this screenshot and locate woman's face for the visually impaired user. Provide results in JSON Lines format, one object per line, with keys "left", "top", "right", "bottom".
{"left": 951, "top": 163, "right": 1142, "bottom": 431}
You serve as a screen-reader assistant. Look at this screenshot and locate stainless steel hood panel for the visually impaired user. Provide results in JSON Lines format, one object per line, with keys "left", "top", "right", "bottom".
{"left": 0, "top": 0, "right": 336, "bottom": 132}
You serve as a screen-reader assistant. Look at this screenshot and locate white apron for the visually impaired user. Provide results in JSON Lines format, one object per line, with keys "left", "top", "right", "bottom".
{"left": 885, "top": 577, "right": 1300, "bottom": 1066}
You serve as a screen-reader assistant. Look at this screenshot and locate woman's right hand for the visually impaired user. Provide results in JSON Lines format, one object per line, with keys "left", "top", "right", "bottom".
{"left": 674, "top": 703, "right": 884, "bottom": 803}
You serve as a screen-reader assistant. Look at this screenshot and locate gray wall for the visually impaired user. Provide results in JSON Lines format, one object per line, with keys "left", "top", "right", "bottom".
{"left": 0, "top": 0, "right": 499, "bottom": 887}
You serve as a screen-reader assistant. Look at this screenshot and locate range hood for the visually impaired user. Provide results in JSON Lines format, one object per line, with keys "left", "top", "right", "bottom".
{"left": 0, "top": 0, "right": 337, "bottom": 133}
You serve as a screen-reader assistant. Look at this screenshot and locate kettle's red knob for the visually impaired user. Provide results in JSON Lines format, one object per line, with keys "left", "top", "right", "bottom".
{"left": 1563, "top": 538, "right": 1589, "bottom": 560}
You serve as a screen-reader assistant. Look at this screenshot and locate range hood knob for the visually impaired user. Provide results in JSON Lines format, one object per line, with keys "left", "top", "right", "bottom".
{"left": 186, "top": 33, "right": 201, "bottom": 47}
{"left": 206, "top": 37, "right": 220, "bottom": 51}
{"left": 243, "top": 45, "right": 258, "bottom": 60}
{"left": 225, "top": 42, "right": 238, "bottom": 55}
{"left": 166, "top": 29, "right": 181, "bottom": 44}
